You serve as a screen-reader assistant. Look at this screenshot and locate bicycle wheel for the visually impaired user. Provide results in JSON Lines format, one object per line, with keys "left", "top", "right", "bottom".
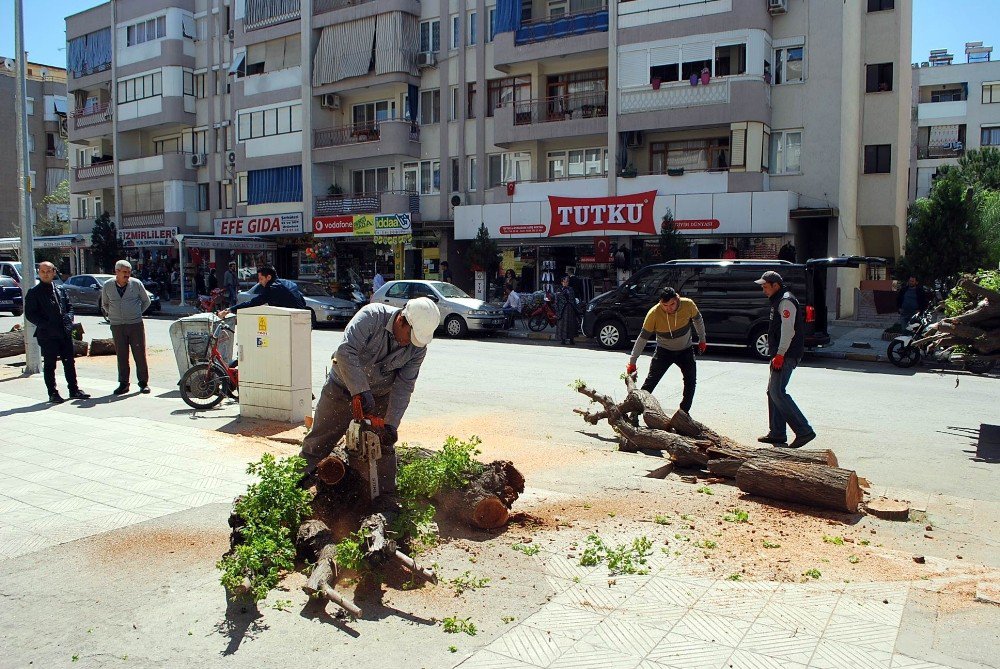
{"left": 527, "top": 314, "right": 548, "bottom": 331}
{"left": 179, "top": 362, "right": 225, "bottom": 410}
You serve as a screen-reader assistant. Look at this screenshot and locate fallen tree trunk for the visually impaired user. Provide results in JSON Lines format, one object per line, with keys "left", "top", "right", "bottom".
{"left": 297, "top": 519, "right": 362, "bottom": 617}
{"left": 736, "top": 460, "right": 862, "bottom": 513}
{"left": 0, "top": 330, "right": 89, "bottom": 358}
{"left": 707, "top": 458, "right": 743, "bottom": 479}
{"left": 707, "top": 443, "right": 839, "bottom": 468}
{"left": 613, "top": 420, "right": 711, "bottom": 467}
{"left": 89, "top": 338, "right": 116, "bottom": 356}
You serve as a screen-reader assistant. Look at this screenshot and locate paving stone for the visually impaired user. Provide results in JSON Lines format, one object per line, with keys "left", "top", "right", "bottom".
{"left": 670, "top": 610, "right": 752, "bottom": 647}
{"left": 647, "top": 631, "right": 735, "bottom": 668}
{"left": 549, "top": 639, "right": 644, "bottom": 669}
{"left": 589, "top": 612, "right": 669, "bottom": 657}
{"left": 456, "top": 649, "right": 544, "bottom": 668}
{"left": 737, "top": 623, "right": 821, "bottom": 664}
{"left": 484, "top": 625, "right": 577, "bottom": 667}
{"left": 520, "top": 603, "right": 605, "bottom": 641}
{"left": 725, "top": 649, "right": 808, "bottom": 669}
{"left": 809, "top": 639, "right": 893, "bottom": 669}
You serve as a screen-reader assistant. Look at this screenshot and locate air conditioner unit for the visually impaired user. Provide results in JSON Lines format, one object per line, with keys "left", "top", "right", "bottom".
{"left": 226, "top": 150, "right": 237, "bottom": 165}
{"left": 450, "top": 194, "right": 462, "bottom": 207}
{"left": 417, "top": 51, "right": 437, "bottom": 68}
{"left": 767, "top": 0, "right": 788, "bottom": 15}
{"left": 227, "top": 29, "right": 235, "bottom": 41}
{"left": 626, "top": 131, "right": 644, "bottom": 148}
{"left": 321, "top": 93, "right": 341, "bottom": 110}
{"left": 188, "top": 153, "right": 207, "bottom": 168}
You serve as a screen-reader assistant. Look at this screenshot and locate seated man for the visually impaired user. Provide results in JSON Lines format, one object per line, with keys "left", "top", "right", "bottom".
{"left": 502, "top": 288, "right": 522, "bottom": 328}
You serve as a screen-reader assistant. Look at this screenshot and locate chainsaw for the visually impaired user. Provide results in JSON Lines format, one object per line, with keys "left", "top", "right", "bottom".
{"left": 345, "top": 395, "right": 396, "bottom": 504}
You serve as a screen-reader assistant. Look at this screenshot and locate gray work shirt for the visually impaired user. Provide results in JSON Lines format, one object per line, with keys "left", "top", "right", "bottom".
{"left": 100, "top": 277, "right": 151, "bottom": 325}
{"left": 330, "top": 303, "right": 427, "bottom": 427}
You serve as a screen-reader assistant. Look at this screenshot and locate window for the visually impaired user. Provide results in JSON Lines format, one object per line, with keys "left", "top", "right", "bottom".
{"left": 126, "top": 15, "right": 167, "bottom": 46}
{"left": 240, "top": 35, "right": 300, "bottom": 78}
{"left": 116, "top": 72, "right": 162, "bottom": 103}
{"left": 867, "top": 0, "right": 894, "bottom": 11}
{"left": 420, "top": 89, "right": 441, "bottom": 125}
{"left": 198, "top": 183, "right": 210, "bottom": 211}
{"left": 351, "top": 167, "right": 390, "bottom": 193}
{"left": 121, "top": 183, "right": 164, "bottom": 214}
{"left": 192, "top": 73, "right": 206, "bottom": 98}
{"left": 450, "top": 15, "right": 460, "bottom": 49}
{"left": 714, "top": 43, "right": 747, "bottom": 77}
{"left": 237, "top": 174, "right": 248, "bottom": 204}
{"left": 774, "top": 46, "right": 804, "bottom": 85}
{"left": 26, "top": 134, "right": 34, "bottom": 153}
{"left": 153, "top": 136, "right": 180, "bottom": 154}
{"left": 865, "top": 63, "right": 893, "bottom": 92}
{"left": 488, "top": 8, "right": 496, "bottom": 42}
{"left": 547, "top": 148, "right": 608, "bottom": 180}
{"left": 387, "top": 282, "right": 409, "bottom": 299}
{"left": 626, "top": 268, "right": 671, "bottom": 297}
{"left": 26, "top": 97, "right": 34, "bottom": 115}
{"left": 487, "top": 76, "right": 531, "bottom": 117}
{"left": 451, "top": 158, "right": 460, "bottom": 192}
{"left": 467, "top": 83, "right": 478, "bottom": 119}
{"left": 932, "top": 88, "right": 964, "bottom": 102}
{"left": 450, "top": 87, "right": 459, "bottom": 121}
{"left": 237, "top": 104, "right": 302, "bottom": 141}
{"left": 352, "top": 100, "right": 396, "bottom": 125}
{"left": 488, "top": 152, "right": 530, "bottom": 187}
{"left": 981, "top": 127, "right": 1000, "bottom": 146}
{"left": 46, "top": 133, "right": 57, "bottom": 157}
{"left": 545, "top": 69, "right": 608, "bottom": 99}
{"left": 469, "top": 12, "right": 478, "bottom": 46}
{"left": 469, "top": 157, "right": 477, "bottom": 191}
{"left": 769, "top": 131, "right": 802, "bottom": 175}
{"left": 219, "top": 181, "right": 233, "bottom": 209}
{"left": 420, "top": 20, "right": 441, "bottom": 53}
{"left": 864, "top": 144, "right": 891, "bottom": 174}
{"left": 650, "top": 138, "right": 730, "bottom": 173}
{"left": 403, "top": 160, "right": 441, "bottom": 194}
{"left": 77, "top": 198, "right": 90, "bottom": 220}
{"left": 183, "top": 71, "right": 195, "bottom": 96}
{"left": 983, "top": 83, "right": 1000, "bottom": 104}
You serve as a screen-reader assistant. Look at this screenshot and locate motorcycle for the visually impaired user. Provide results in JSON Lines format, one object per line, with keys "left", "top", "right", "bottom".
{"left": 888, "top": 306, "right": 997, "bottom": 374}
{"left": 197, "top": 288, "right": 226, "bottom": 313}
{"left": 526, "top": 292, "right": 559, "bottom": 331}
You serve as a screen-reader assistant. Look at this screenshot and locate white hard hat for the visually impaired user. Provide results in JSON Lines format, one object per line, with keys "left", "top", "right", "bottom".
{"left": 402, "top": 297, "right": 440, "bottom": 347}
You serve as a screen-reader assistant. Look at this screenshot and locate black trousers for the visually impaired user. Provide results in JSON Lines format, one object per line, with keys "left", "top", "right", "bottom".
{"left": 641, "top": 346, "right": 697, "bottom": 413}
{"left": 39, "top": 335, "right": 79, "bottom": 395}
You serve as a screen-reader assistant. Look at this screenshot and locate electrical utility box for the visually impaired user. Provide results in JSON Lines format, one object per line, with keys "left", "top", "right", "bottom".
{"left": 236, "top": 306, "right": 312, "bottom": 423}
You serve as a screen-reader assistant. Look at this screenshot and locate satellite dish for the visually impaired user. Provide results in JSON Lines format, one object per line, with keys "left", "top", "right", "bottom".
{"left": 1, "top": 58, "right": 14, "bottom": 71}
{"left": 39, "top": 68, "right": 49, "bottom": 78}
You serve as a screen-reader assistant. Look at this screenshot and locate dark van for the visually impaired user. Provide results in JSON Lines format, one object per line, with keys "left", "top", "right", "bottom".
{"left": 581, "top": 257, "right": 883, "bottom": 359}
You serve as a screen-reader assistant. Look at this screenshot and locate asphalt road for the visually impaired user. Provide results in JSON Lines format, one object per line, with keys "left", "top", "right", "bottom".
{"left": 2, "top": 311, "right": 996, "bottom": 503}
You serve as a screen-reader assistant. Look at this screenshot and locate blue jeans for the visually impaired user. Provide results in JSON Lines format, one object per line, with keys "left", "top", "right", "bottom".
{"left": 767, "top": 359, "right": 812, "bottom": 440}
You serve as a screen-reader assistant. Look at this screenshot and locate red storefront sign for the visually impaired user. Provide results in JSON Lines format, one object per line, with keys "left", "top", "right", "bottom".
{"left": 673, "top": 219, "right": 721, "bottom": 230}
{"left": 499, "top": 224, "right": 547, "bottom": 235}
{"left": 313, "top": 216, "right": 354, "bottom": 237}
{"left": 547, "top": 191, "right": 657, "bottom": 237}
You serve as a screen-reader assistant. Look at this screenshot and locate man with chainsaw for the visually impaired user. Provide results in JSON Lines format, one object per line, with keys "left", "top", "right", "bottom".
{"left": 300, "top": 297, "right": 441, "bottom": 488}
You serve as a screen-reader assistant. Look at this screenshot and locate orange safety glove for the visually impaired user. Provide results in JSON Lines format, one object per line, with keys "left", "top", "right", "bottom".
{"left": 770, "top": 354, "right": 785, "bottom": 371}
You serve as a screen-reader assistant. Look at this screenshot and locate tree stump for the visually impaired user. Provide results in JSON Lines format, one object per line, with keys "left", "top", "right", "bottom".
{"left": 736, "top": 460, "right": 862, "bottom": 513}
{"left": 89, "top": 338, "right": 116, "bottom": 356}
{"left": 297, "top": 519, "right": 362, "bottom": 617}
{"left": 0, "top": 330, "right": 25, "bottom": 358}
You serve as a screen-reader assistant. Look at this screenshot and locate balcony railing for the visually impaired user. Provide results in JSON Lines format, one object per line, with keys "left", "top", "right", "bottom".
{"left": 515, "top": 5, "right": 608, "bottom": 45}
{"left": 313, "top": 119, "right": 420, "bottom": 149}
{"left": 71, "top": 101, "right": 112, "bottom": 129}
{"left": 244, "top": 0, "right": 301, "bottom": 31}
{"left": 620, "top": 78, "right": 731, "bottom": 114}
{"left": 75, "top": 161, "right": 114, "bottom": 180}
{"left": 314, "top": 190, "right": 419, "bottom": 216}
{"left": 507, "top": 91, "right": 608, "bottom": 125}
{"left": 918, "top": 144, "right": 965, "bottom": 159}
{"left": 121, "top": 211, "right": 165, "bottom": 229}
{"left": 314, "top": 0, "right": 375, "bottom": 13}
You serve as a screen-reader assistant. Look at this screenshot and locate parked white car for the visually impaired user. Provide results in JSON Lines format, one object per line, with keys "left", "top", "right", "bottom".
{"left": 371, "top": 280, "right": 506, "bottom": 338}
{"left": 237, "top": 280, "right": 359, "bottom": 327}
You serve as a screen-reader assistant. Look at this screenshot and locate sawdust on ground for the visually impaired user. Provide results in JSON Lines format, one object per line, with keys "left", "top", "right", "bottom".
{"left": 84, "top": 525, "right": 229, "bottom": 571}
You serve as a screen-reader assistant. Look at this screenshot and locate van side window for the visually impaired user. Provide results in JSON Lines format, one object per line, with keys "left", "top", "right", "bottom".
{"left": 681, "top": 267, "right": 729, "bottom": 297}
{"left": 627, "top": 268, "right": 671, "bottom": 296}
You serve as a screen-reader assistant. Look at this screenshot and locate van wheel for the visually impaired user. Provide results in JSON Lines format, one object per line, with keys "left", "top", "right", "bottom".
{"left": 748, "top": 326, "right": 770, "bottom": 361}
{"left": 596, "top": 319, "right": 626, "bottom": 350}
{"left": 444, "top": 315, "right": 467, "bottom": 338}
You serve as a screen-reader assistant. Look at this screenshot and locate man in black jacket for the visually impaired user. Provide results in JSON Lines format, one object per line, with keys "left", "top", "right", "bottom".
{"left": 217, "top": 264, "right": 306, "bottom": 316}
{"left": 24, "top": 262, "right": 91, "bottom": 404}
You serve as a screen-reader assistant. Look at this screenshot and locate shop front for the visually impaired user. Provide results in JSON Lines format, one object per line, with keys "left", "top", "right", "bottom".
{"left": 311, "top": 213, "right": 413, "bottom": 292}
{"left": 118, "top": 227, "right": 178, "bottom": 278}
{"left": 0, "top": 235, "right": 92, "bottom": 276}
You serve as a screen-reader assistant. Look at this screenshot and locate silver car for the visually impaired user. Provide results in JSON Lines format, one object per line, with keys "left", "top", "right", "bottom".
{"left": 63, "top": 274, "right": 115, "bottom": 313}
{"left": 371, "top": 280, "right": 506, "bottom": 338}
{"left": 237, "top": 280, "right": 359, "bottom": 327}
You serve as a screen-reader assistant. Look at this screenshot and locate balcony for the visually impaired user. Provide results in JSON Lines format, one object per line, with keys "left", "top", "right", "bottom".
{"left": 314, "top": 0, "right": 371, "bottom": 12}
{"left": 618, "top": 77, "right": 770, "bottom": 132}
{"left": 71, "top": 102, "right": 112, "bottom": 129}
{"left": 314, "top": 190, "right": 420, "bottom": 217}
{"left": 493, "top": 92, "right": 608, "bottom": 146}
{"left": 75, "top": 161, "right": 113, "bottom": 181}
{"left": 917, "top": 100, "right": 967, "bottom": 123}
{"left": 244, "top": 0, "right": 301, "bottom": 31}
{"left": 121, "top": 211, "right": 165, "bottom": 229}
{"left": 917, "top": 144, "right": 965, "bottom": 160}
{"left": 312, "top": 120, "right": 421, "bottom": 162}
{"left": 119, "top": 153, "right": 197, "bottom": 185}
{"left": 493, "top": 7, "right": 608, "bottom": 69}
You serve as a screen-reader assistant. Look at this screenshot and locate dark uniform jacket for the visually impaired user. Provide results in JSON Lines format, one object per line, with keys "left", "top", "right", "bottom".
{"left": 24, "top": 282, "right": 74, "bottom": 340}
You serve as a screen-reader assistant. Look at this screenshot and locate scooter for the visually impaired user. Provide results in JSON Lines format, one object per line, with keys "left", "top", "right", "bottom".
{"left": 197, "top": 288, "right": 226, "bottom": 313}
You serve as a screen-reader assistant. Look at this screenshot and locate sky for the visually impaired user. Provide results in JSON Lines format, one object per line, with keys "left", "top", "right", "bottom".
{"left": 0, "top": 0, "right": 997, "bottom": 68}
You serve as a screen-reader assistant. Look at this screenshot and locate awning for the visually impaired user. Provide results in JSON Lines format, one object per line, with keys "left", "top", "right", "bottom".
{"left": 0, "top": 235, "right": 89, "bottom": 251}
{"left": 228, "top": 52, "right": 246, "bottom": 77}
{"left": 53, "top": 98, "right": 67, "bottom": 115}
{"left": 178, "top": 235, "right": 277, "bottom": 251}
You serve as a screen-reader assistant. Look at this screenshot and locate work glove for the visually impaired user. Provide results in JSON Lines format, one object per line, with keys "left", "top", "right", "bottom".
{"left": 698, "top": 340, "right": 708, "bottom": 355}
{"left": 770, "top": 354, "right": 785, "bottom": 371}
{"left": 352, "top": 391, "right": 375, "bottom": 420}
{"left": 626, "top": 363, "right": 637, "bottom": 376}
{"left": 381, "top": 423, "right": 398, "bottom": 446}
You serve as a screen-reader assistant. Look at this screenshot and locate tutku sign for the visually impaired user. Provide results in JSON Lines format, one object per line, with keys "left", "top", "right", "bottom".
{"left": 547, "top": 191, "right": 657, "bottom": 237}
{"left": 213, "top": 213, "right": 304, "bottom": 237}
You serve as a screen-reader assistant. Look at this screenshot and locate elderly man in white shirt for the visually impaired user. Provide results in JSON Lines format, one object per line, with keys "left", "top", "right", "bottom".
{"left": 502, "top": 289, "right": 522, "bottom": 329}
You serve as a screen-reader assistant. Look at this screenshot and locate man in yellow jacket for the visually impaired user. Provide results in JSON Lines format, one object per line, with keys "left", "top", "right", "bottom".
{"left": 625, "top": 287, "right": 707, "bottom": 414}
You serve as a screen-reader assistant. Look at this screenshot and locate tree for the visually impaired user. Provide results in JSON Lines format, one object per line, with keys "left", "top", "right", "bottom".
{"left": 35, "top": 179, "right": 71, "bottom": 265}
{"left": 658, "top": 209, "right": 690, "bottom": 262}
{"left": 900, "top": 169, "right": 985, "bottom": 282}
{"left": 91, "top": 212, "right": 124, "bottom": 273}
{"left": 468, "top": 222, "right": 500, "bottom": 276}
{"left": 956, "top": 147, "right": 1000, "bottom": 192}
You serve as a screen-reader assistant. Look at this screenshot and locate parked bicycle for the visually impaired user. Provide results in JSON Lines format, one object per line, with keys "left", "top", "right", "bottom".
{"left": 179, "top": 319, "right": 238, "bottom": 409}
{"left": 198, "top": 287, "right": 226, "bottom": 313}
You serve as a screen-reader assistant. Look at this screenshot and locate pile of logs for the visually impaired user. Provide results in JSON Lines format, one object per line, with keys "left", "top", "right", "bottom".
{"left": 913, "top": 277, "right": 1000, "bottom": 358}
{"left": 575, "top": 377, "right": 863, "bottom": 514}
{"left": 0, "top": 325, "right": 114, "bottom": 359}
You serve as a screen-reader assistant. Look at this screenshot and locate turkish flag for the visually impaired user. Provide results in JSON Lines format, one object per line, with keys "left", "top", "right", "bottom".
{"left": 594, "top": 238, "right": 611, "bottom": 263}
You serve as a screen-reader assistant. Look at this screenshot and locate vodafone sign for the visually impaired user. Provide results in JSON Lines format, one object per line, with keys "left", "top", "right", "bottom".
{"left": 548, "top": 191, "right": 657, "bottom": 237}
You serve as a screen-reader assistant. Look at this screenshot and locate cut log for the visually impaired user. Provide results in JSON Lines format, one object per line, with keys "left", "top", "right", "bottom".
{"left": 73, "top": 340, "right": 89, "bottom": 357}
{"left": 707, "top": 458, "right": 744, "bottom": 479}
{"left": 297, "top": 519, "right": 363, "bottom": 617}
{"left": 707, "top": 443, "right": 839, "bottom": 468}
{"left": 959, "top": 277, "right": 1000, "bottom": 304}
{"left": 866, "top": 497, "right": 910, "bottom": 521}
{"left": 89, "top": 338, "right": 116, "bottom": 356}
{"left": 0, "top": 330, "right": 25, "bottom": 358}
{"left": 316, "top": 449, "right": 347, "bottom": 486}
{"left": 736, "top": 460, "right": 862, "bottom": 513}
{"left": 612, "top": 420, "right": 711, "bottom": 467}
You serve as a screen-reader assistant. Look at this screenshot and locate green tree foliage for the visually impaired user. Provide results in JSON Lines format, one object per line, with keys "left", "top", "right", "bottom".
{"left": 90, "top": 212, "right": 124, "bottom": 273}
{"left": 468, "top": 223, "right": 500, "bottom": 275}
{"left": 956, "top": 147, "right": 1000, "bottom": 191}
{"left": 658, "top": 209, "right": 690, "bottom": 262}
{"left": 34, "top": 180, "right": 71, "bottom": 265}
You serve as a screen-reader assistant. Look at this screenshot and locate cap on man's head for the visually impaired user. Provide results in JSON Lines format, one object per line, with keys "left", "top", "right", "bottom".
{"left": 754, "top": 270, "right": 783, "bottom": 285}
{"left": 402, "top": 297, "right": 440, "bottom": 347}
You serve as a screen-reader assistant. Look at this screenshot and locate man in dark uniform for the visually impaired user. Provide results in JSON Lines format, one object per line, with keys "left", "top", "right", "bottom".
{"left": 754, "top": 271, "right": 815, "bottom": 448}
{"left": 24, "top": 262, "right": 91, "bottom": 404}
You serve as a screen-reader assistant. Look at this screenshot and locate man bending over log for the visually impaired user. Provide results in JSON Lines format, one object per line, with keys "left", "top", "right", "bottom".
{"left": 300, "top": 297, "right": 441, "bottom": 484}
{"left": 625, "top": 287, "right": 707, "bottom": 415}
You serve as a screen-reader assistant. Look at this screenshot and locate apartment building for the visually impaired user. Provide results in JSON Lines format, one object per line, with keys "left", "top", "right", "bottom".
{"left": 0, "top": 58, "right": 69, "bottom": 244}
{"left": 65, "top": 0, "right": 909, "bottom": 316}
{"left": 911, "top": 42, "right": 1000, "bottom": 200}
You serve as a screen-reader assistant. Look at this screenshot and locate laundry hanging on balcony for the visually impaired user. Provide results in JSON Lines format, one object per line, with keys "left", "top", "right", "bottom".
{"left": 67, "top": 27, "right": 111, "bottom": 78}
{"left": 375, "top": 12, "right": 419, "bottom": 76}
{"left": 247, "top": 165, "right": 303, "bottom": 206}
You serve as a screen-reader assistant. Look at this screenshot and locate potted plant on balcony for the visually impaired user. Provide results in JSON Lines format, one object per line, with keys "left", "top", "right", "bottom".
{"left": 666, "top": 167, "right": 685, "bottom": 177}
{"left": 620, "top": 164, "right": 638, "bottom": 178}
{"left": 651, "top": 77, "right": 662, "bottom": 90}
{"left": 327, "top": 184, "right": 344, "bottom": 196}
